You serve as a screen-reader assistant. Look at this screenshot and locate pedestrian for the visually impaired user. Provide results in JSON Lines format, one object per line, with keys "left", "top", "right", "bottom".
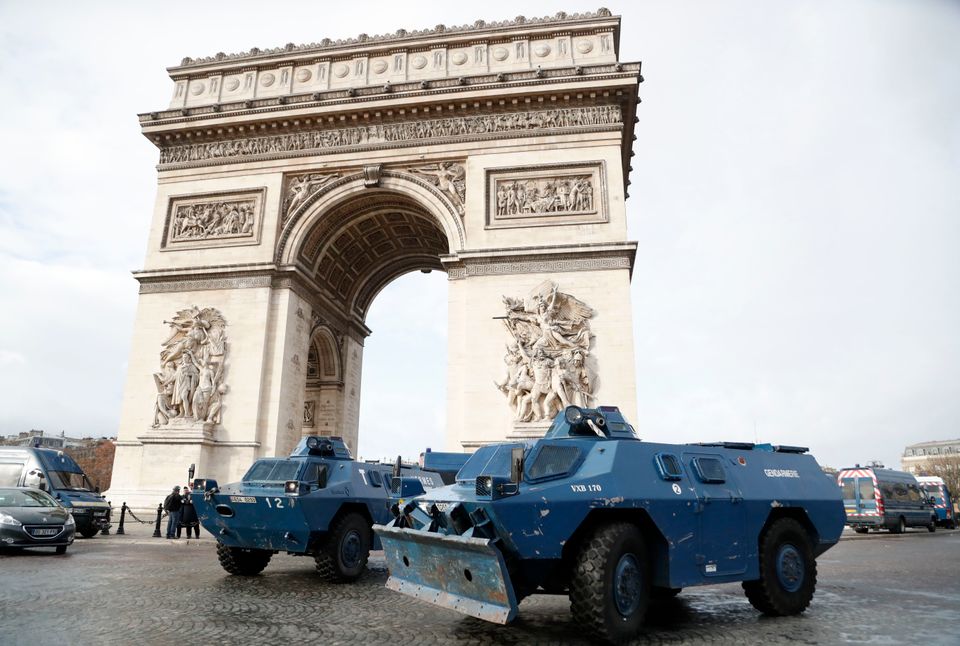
{"left": 178, "top": 486, "right": 200, "bottom": 539}
{"left": 163, "top": 485, "right": 182, "bottom": 539}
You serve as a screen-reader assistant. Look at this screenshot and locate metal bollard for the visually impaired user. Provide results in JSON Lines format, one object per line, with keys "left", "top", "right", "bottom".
{"left": 152, "top": 504, "right": 163, "bottom": 538}
{"left": 116, "top": 502, "right": 127, "bottom": 535}
{"left": 100, "top": 501, "right": 111, "bottom": 535}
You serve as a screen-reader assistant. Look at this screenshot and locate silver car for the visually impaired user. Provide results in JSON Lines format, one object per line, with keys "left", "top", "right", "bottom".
{"left": 0, "top": 487, "right": 76, "bottom": 554}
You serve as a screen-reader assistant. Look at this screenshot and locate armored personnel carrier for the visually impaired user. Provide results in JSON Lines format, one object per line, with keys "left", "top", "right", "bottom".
{"left": 375, "top": 406, "right": 845, "bottom": 643}
{"left": 192, "top": 436, "right": 461, "bottom": 581}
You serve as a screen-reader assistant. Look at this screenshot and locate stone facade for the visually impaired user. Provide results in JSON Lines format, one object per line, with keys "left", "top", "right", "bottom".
{"left": 108, "top": 10, "right": 643, "bottom": 508}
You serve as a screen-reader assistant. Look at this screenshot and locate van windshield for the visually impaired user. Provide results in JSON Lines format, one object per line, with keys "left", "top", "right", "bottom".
{"left": 48, "top": 471, "right": 94, "bottom": 491}
{"left": 242, "top": 459, "right": 302, "bottom": 483}
{"left": 922, "top": 484, "right": 944, "bottom": 504}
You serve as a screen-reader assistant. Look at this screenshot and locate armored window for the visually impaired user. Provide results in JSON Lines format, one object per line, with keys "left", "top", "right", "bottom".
{"left": 692, "top": 457, "right": 725, "bottom": 484}
{"left": 302, "top": 462, "right": 319, "bottom": 484}
{"left": 526, "top": 445, "right": 581, "bottom": 481}
{"left": 655, "top": 453, "right": 683, "bottom": 481}
{"left": 369, "top": 470, "right": 383, "bottom": 488}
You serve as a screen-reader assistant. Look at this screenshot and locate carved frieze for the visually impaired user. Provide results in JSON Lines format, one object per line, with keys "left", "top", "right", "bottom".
{"left": 157, "top": 105, "right": 623, "bottom": 167}
{"left": 152, "top": 306, "right": 228, "bottom": 429}
{"left": 162, "top": 189, "right": 266, "bottom": 250}
{"left": 486, "top": 162, "right": 606, "bottom": 229}
{"left": 495, "top": 281, "right": 598, "bottom": 423}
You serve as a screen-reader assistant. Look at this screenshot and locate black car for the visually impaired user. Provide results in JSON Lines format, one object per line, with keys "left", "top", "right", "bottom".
{"left": 0, "top": 487, "right": 76, "bottom": 554}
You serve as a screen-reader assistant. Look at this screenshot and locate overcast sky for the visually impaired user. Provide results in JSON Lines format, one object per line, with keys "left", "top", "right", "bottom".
{"left": 0, "top": 1, "right": 957, "bottom": 470}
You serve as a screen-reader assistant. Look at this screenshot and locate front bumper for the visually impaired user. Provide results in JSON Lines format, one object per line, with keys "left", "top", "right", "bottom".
{"left": 0, "top": 524, "right": 76, "bottom": 548}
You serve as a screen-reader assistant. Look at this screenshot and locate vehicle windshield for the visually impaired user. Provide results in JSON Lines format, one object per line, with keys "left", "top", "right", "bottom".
{"left": 0, "top": 488, "right": 59, "bottom": 508}
{"left": 922, "top": 484, "right": 944, "bottom": 503}
{"left": 47, "top": 471, "right": 94, "bottom": 491}
{"left": 242, "top": 459, "right": 302, "bottom": 483}
{"left": 456, "top": 444, "right": 525, "bottom": 483}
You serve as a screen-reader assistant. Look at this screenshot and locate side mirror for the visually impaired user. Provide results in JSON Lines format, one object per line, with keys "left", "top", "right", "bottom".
{"left": 510, "top": 447, "right": 524, "bottom": 485}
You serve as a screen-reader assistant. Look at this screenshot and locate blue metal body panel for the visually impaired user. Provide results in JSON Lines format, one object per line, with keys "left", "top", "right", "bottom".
{"left": 375, "top": 407, "right": 844, "bottom": 624}
{"left": 192, "top": 437, "right": 453, "bottom": 556}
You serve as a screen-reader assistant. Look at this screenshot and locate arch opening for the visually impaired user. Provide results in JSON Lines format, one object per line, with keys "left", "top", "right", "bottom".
{"left": 292, "top": 185, "right": 452, "bottom": 453}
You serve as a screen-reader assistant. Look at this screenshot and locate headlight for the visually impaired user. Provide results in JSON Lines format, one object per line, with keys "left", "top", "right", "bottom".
{"left": 0, "top": 512, "right": 22, "bottom": 527}
{"left": 64, "top": 514, "right": 76, "bottom": 527}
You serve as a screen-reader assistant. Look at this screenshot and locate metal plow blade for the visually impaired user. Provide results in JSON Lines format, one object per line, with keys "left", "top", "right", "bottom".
{"left": 375, "top": 524, "right": 518, "bottom": 624}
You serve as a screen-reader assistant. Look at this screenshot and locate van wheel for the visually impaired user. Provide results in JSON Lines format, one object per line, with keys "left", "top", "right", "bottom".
{"left": 891, "top": 517, "right": 906, "bottom": 534}
{"left": 927, "top": 518, "right": 936, "bottom": 533}
{"left": 79, "top": 527, "right": 99, "bottom": 539}
{"left": 216, "top": 542, "right": 272, "bottom": 575}
{"left": 314, "top": 512, "right": 370, "bottom": 582}
{"left": 743, "top": 518, "right": 816, "bottom": 616}
{"left": 570, "top": 522, "right": 650, "bottom": 643}
{"left": 854, "top": 528, "right": 868, "bottom": 534}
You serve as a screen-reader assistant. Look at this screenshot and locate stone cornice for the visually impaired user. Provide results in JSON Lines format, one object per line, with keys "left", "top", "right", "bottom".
{"left": 171, "top": 9, "right": 618, "bottom": 71}
{"left": 441, "top": 241, "right": 637, "bottom": 280}
{"left": 141, "top": 63, "right": 640, "bottom": 126}
{"left": 133, "top": 265, "right": 372, "bottom": 341}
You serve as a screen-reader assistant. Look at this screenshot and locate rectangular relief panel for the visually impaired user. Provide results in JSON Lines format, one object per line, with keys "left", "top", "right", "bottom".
{"left": 485, "top": 162, "right": 606, "bottom": 229}
{"left": 161, "top": 188, "right": 267, "bottom": 251}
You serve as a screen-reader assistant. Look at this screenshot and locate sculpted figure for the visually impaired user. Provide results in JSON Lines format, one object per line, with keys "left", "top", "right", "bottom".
{"left": 496, "top": 282, "right": 597, "bottom": 421}
{"left": 285, "top": 173, "right": 340, "bottom": 218}
{"left": 412, "top": 162, "right": 466, "bottom": 214}
{"left": 153, "top": 306, "right": 228, "bottom": 427}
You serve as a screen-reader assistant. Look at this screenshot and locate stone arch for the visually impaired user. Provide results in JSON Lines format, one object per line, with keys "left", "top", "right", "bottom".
{"left": 278, "top": 171, "right": 461, "bottom": 321}
{"left": 303, "top": 324, "right": 345, "bottom": 437}
{"left": 277, "top": 169, "right": 465, "bottom": 267}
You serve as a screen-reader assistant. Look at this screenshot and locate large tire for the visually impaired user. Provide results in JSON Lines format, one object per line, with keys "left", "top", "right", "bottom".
{"left": 742, "top": 518, "right": 817, "bottom": 616}
{"left": 891, "top": 516, "right": 906, "bottom": 534}
{"left": 79, "top": 526, "right": 99, "bottom": 539}
{"left": 216, "top": 542, "right": 272, "bottom": 576}
{"left": 854, "top": 528, "right": 869, "bottom": 534}
{"left": 569, "top": 522, "right": 650, "bottom": 644}
{"left": 927, "top": 517, "right": 936, "bottom": 533}
{"left": 314, "top": 512, "right": 371, "bottom": 582}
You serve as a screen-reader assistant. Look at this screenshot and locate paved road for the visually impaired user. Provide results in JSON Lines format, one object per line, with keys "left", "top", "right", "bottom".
{"left": 1, "top": 523, "right": 958, "bottom": 645}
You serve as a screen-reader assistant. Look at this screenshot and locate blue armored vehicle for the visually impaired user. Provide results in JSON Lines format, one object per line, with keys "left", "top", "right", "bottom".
{"left": 192, "top": 436, "right": 463, "bottom": 581}
{"left": 375, "top": 406, "right": 845, "bottom": 643}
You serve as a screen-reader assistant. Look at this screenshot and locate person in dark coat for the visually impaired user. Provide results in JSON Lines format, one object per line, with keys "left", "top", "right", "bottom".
{"left": 178, "top": 486, "right": 200, "bottom": 539}
{"left": 163, "top": 486, "right": 182, "bottom": 539}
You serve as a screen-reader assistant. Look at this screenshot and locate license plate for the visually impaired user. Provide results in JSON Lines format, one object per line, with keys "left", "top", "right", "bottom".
{"left": 32, "top": 528, "right": 58, "bottom": 536}
{"left": 93, "top": 511, "right": 107, "bottom": 517}
{"left": 230, "top": 496, "right": 256, "bottom": 503}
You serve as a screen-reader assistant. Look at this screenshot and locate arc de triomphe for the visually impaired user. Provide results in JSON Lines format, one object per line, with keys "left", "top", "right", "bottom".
{"left": 108, "top": 9, "right": 642, "bottom": 507}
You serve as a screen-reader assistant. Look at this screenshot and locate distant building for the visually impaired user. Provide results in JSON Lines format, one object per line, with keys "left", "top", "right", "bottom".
{"left": 902, "top": 439, "right": 960, "bottom": 474}
{"left": 0, "top": 430, "right": 89, "bottom": 449}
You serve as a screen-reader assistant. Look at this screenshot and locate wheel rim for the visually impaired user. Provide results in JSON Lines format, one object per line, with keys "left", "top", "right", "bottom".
{"left": 613, "top": 553, "right": 643, "bottom": 617}
{"left": 775, "top": 543, "right": 804, "bottom": 593}
{"left": 340, "top": 529, "right": 362, "bottom": 568}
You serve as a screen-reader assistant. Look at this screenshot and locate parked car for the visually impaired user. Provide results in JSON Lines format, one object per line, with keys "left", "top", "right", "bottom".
{"left": 0, "top": 447, "right": 110, "bottom": 537}
{"left": 916, "top": 476, "right": 956, "bottom": 529}
{"left": 837, "top": 466, "right": 937, "bottom": 533}
{"left": 0, "top": 487, "right": 76, "bottom": 554}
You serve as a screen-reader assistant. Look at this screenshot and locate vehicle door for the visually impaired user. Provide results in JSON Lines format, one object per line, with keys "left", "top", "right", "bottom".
{"left": 0, "top": 460, "right": 25, "bottom": 487}
{"left": 685, "top": 453, "right": 746, "bottom": 576}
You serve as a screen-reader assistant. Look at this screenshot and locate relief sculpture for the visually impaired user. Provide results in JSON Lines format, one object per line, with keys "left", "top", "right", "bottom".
{"left": 495, "top": 281, "right": 597, "bottom": 422}
{"left": 152, "top": 306, "right": 227, "bottom": 428}
{"left": 411, "top": 162, "right": 466, "bottom": 215}
{"left": 495, "top": 175, "right": 593, "bottom": 216}
{"left": 170, "top": 199, "right": 256, "bottom": 242}
{"left": 159, "top": 105, "right": 622, "bottom": 166}
{"left": 282, "top": 172, "right": 341, "bottom": 223}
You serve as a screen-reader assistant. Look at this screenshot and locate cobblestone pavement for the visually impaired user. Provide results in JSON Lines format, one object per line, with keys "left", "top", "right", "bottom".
{"left": 1, "top": 523, "right": 958, "bottom": 645}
